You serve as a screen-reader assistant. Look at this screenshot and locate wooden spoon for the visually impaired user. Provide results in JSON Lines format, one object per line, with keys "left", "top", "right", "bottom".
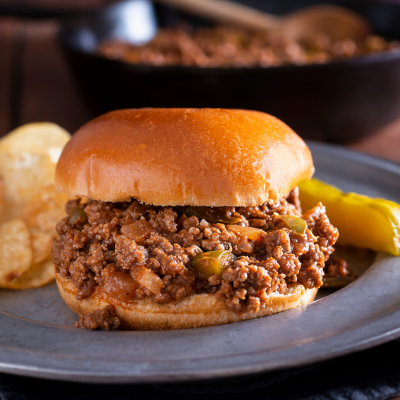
{"left": 154, "top": 0, "right": 371, "bottom": 41}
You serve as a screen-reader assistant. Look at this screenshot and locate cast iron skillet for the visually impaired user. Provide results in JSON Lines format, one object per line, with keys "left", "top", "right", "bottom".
{"left": 58, "top": 0, "right": 400, "bottom": 142}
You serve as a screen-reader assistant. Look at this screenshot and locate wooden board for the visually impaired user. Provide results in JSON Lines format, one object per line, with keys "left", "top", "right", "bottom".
{"left": 0, "top": 18, "right": 16, "bottom": 136}
{"left": 0, "top": 18, "right": 91, "bottom": 137}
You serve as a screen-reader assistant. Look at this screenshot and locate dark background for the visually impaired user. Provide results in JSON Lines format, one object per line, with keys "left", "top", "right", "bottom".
{"left": 1, "top": 0, "right": 400, "bottom": 162}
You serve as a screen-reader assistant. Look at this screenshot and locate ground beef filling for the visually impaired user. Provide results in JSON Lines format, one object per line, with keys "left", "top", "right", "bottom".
{"left": 53, "top": 188, "right": 339, "bottom": 316}
{"left": 75, "top": 305, "right": 121, "bottom": 330}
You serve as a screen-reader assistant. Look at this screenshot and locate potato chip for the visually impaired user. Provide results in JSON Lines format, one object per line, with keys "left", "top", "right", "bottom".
{"left": 0, "top": 256, "right": 55, "bottom": 290}
{"left": 0, "top": 122, "right": 71, "bottom": 291}
{"left": 30, "top": 229, "right": 54, "bottom": 264}
{"left": 0, "top": 218, "right": 32, "bottom": 285}
{"left": 0, "top": 122, "right": 70, "bottom": 163}
{"left": 0, "top": 203, "right": 24, "bottom": 224}
{"left": 0, "top": 152, "right": 57, "bottom": 206}
{"left": 20, "top": 186, "right": 69, "bottom": 236}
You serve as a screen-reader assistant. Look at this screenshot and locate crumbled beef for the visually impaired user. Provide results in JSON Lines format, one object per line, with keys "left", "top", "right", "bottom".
{"left": 54, "top": 188, "right": 340, "bottom": 318}
{"left": 286, "top": 187, "right": 302, "bottom": 212}
{"left": 219, "top": 256, "right": 287, "bottom": 315}
{"left": 303, "top": 203, "right": 339, "bottom": 262}
{"left": 98, "top": 26, "right": 400, "bottom": 69}
{"left": 325, "top": 252, "right": 351, "bottom": 278}
{"left": 322, "top": 252, "right": 356, "bottom": 289}
{"left": 74, "top": 306, "right": 121, "bottom": 330}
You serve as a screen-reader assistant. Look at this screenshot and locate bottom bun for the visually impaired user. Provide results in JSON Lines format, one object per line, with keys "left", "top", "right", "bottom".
{"left": 55, "top": 273, "right": 318, "bottom": 330}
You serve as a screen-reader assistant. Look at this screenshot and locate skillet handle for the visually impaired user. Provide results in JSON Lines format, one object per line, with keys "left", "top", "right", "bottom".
{"left": 152, "top": 0, "right": 280, "bottom": 32}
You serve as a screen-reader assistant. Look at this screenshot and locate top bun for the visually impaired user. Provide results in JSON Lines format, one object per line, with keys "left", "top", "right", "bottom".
{"left": 55, "top": 108, "right": 314, "bottom": 207}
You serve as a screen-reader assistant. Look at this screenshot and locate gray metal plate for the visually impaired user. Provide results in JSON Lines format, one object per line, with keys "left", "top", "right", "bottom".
{"left": 1, "top": 142, "right": 400, "bottom": 383}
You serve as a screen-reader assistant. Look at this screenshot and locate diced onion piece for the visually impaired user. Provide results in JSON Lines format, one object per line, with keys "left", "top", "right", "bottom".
{"left": 280, "top": 215, "right": 307, "bottom": 234}
{"left": 121, "top": 220, "right": 155, "bottom": 244}
{"left": 131, "top": 265, "right": 163, "bottom": 295}
{"left": 226, "top": 225, "right": 264, "bottom": 241}
{"left": 102, "top": 266, "right": 137, "bottom": 302}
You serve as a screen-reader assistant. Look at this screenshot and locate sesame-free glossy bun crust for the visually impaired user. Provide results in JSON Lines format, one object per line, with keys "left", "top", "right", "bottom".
{"left": 55, "top": 108, "right": 314, "bottom": 206}
{"left": 55, "top": 273, "right": 317, "bottom": 330}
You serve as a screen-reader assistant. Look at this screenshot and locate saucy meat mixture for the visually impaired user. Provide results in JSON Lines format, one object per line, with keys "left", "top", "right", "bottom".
{"left": 98, "top": 26, "right": 399, "bottom": 69}
{"left": 53, "top": 188, "right": 343, "bottom": 329}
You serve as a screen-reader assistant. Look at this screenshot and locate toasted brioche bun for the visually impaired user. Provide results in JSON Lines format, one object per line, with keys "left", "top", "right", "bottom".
{"left": 55, "top": 108, "right": 317, "bottom": 330}
{"left": 56, "top": 273, "right": 317, "bottom": 331}
{"left": 55, "top": 108, "right": 314, "bottom": 207}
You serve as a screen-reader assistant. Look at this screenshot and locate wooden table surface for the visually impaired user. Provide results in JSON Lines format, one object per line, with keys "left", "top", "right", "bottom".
{"left": 1, "top": 17, "right": 400, "bottom": 164}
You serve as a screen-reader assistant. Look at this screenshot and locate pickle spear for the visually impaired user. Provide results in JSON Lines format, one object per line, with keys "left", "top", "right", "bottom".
{"left": 299, "top": 179, "right": 400, "bottom": 255}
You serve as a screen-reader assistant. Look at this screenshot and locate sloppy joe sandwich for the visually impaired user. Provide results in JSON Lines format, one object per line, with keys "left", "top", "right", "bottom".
{"left": 53, "top": 108, "right": 340, "bottom": 330}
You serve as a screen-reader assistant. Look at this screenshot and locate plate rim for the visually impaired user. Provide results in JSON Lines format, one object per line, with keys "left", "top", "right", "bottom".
{"left": 1, "top": 142, "right": 400, "bottom": 384}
